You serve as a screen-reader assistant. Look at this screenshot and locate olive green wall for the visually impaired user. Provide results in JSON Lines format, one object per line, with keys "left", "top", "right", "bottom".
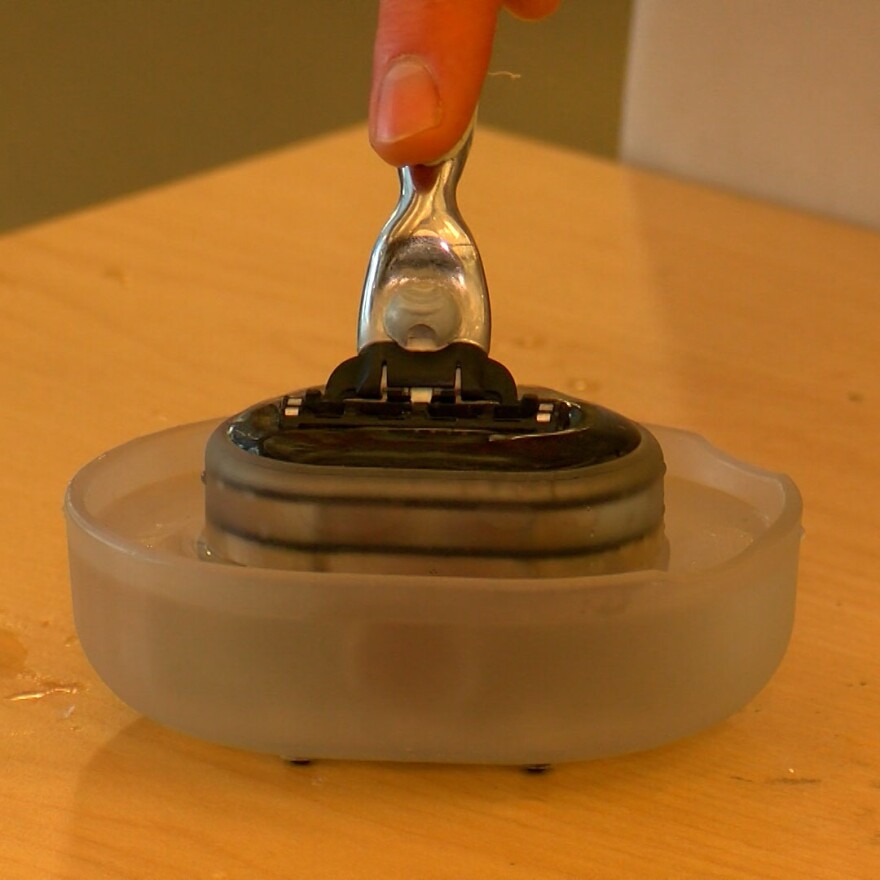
{"left": 488, "top": 1, "right": 631, "bottom": 158}
{"left": 0, "top": 1, "right": 631, "bottom": 233}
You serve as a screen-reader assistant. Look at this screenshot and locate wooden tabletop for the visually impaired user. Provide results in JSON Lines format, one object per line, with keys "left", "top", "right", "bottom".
{"left": 2, "top": 126, "right": 878, "bottom": 879}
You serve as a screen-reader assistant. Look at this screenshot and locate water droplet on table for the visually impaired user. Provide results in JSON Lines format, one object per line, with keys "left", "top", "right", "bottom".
{"left": 6, "top": 682, "right": 80, "bottom": 702}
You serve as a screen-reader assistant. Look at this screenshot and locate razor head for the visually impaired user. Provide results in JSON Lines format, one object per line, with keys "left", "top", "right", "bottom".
{"left": 204, "top": 343, "right": 667, "bottom": 578}
{"left": 227, "top": 342, "right": 642, "bottom": 471}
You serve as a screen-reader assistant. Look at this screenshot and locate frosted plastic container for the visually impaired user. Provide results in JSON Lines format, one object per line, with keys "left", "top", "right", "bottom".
{"left": 65, "top": 420, "right": 801, "bottom": 765}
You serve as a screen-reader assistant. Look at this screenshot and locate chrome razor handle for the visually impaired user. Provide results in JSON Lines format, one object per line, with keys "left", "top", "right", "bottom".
{"left": 357, "top": 125, "right": 490, "bottom": 354}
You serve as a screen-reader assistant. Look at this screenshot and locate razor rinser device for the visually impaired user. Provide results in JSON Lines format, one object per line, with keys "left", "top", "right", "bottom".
{"left": 65, "top": 129, "right": 802, "bottom": 766}
{"left": 204, "top": 131, "right": 667, "bottom": 579}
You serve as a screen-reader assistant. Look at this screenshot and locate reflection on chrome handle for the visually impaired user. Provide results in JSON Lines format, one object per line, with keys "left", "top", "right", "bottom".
{"left": 357, "top": 126, "right": 490, "bottom": 354}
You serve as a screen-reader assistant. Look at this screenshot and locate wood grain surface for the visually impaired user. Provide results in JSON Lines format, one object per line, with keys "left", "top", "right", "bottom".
{"left": 1, "top": 127, "right": 878, "bottom": 879}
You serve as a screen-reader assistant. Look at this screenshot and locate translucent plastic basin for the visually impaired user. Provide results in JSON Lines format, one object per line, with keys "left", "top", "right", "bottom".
{"left": 64, "top": 420, "right": 801, "bottom": 765}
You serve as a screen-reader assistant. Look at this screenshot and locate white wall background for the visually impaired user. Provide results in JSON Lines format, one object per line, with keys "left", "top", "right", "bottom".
{"left": 622, "top": 0, "right": 880, "bottom": 229}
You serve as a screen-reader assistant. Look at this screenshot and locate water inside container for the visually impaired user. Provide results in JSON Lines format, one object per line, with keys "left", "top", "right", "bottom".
{"left": 98, "top": 470, "right": 765, "bottom": 575}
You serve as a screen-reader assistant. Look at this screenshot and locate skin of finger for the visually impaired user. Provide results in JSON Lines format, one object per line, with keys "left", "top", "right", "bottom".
{"left": 503, "top": 0, "right": 560, "bottom": 22}
{"left": 370, "top": 0, "right": 504, "bottom": 166}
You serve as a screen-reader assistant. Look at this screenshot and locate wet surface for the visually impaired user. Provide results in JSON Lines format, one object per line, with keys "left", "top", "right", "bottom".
{"left": 6, "top": 682, "right": 80, "bottom": 702}
{"left": 0, "top": 627, "right": 28, "bottom": 677}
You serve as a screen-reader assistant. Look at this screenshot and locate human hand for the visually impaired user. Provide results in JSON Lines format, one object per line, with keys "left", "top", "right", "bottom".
{"left": 369, "top": 0, "right": 559, "bottom": 166}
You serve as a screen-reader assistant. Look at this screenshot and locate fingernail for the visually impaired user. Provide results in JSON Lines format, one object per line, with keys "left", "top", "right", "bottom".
{"left": 373, "top": 56, "right": 442, "bottom": 145}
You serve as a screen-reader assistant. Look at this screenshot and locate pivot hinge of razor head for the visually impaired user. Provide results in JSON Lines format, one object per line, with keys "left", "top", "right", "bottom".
{"left": 281, "top": 341, "right": 571, "bottom": 434}
{"left": 323, "top": 341, "right": 516, "bottom": 405}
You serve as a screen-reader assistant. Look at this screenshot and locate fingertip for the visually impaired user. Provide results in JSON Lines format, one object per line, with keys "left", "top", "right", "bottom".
{"left": 370, "top": 55, "right": 443, "bottom": 156}
{"left": 370, "top": 0, "right": 501, "bottom": 166}
{"left": 370, "top": 123, "right": 470, "bottom": 168}
{"left": 503, "top": 0, "right": 561, "bottom": 21}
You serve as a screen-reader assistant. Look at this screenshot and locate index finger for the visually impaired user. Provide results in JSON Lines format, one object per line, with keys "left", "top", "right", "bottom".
{"left": 369, "top": 0, "right": 559, "bottom": 166}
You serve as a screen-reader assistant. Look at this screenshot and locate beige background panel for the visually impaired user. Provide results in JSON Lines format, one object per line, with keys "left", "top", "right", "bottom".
{"left": 622, "top": 0, "right": 880, "bottom": 229}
